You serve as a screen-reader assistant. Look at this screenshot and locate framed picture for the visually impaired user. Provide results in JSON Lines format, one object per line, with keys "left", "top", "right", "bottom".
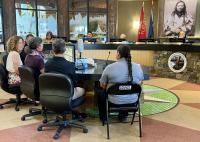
{"left": 163, "top": 0, "right": 197, "bottom": 37}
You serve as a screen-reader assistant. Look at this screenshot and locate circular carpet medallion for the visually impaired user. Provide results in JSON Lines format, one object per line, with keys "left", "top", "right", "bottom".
{"left": 140, "top": 84, "right": 179, "bottom": 116}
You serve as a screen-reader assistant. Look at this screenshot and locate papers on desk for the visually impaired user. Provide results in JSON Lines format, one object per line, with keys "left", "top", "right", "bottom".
{"left": 75, "top": 58, "right": 95, "bottom": 70}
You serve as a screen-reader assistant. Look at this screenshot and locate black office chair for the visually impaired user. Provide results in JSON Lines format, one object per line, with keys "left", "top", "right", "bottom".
{"left": 105, "top": 83, "right": 142, "bottom": 139}
{"left": 2, "top": 54, "right": 8, "bottom": 67}
{"left": 18, "top": 66, "right": 43, "bottom": 121}
{"left": 37, "top": 73, "right": 88, "bottom": 139}
{"left": 0, "top": 64, "right": 22, "bottom": 111}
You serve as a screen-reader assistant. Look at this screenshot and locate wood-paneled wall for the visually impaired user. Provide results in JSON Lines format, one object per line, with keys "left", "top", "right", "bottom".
{"left": 81, "top": 50, "right": 154, "bottom": 66}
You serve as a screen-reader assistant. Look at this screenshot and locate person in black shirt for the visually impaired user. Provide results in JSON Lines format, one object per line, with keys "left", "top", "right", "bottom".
{"left": 20, "top": 34, "right": 34, "bottom": 64}
{"left": 45, "top": 39, "right": 85, "bottom": 101}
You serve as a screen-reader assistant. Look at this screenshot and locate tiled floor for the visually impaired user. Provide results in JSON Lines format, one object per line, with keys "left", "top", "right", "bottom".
{"left": 0, "top": 77, "right": 200, "bottom": 142}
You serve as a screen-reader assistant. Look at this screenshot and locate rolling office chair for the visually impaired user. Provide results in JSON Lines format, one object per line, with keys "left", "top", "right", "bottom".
{"left": 18, "top": 66, "right": 43, "bottom": 121}
{"left": 0, "top": 63, "right": 22, "bottom": 111}
{"left": 2, "top": 54, "right": 8, "bottom": 67}
{"left": 37, "top": 73, "right": 88, "bottom": 139}
{"left": 105, "top": 83, "right": 142, "bottom": 139}
{"left": 0, "top": 55, "right": 35, "bottom": 111}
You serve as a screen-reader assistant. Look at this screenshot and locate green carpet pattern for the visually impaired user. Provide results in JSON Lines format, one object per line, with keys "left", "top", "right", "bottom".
{"left": 140, "top": 85, "right": 179, "bottom": 116}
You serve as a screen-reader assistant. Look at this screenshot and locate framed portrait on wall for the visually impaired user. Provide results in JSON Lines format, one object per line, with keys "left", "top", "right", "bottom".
{"left": 163, "top": 0, "right": 197, "bottom": 37}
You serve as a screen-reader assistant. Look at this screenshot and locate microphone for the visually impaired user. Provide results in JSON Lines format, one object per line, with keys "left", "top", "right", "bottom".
{"left": 104, "top": 51, "right": 111, "bottom": 69}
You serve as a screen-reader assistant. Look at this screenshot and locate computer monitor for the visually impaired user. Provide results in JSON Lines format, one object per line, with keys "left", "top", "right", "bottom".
{"left": 110, "top": 38, "right": 126, "bottom": 42}
{"left": 83, "top": 37, "right": 97, "bottom": 43}
{"left": 68, "top": 40, "right": 77, "bottom": 44}
{"left": 43, "top": 43, "right": 52, "bottom": 50}
{"left": 63, "top": 44, "right": 76, "bottom": 62}
{"left": 138, "top": 39, "right": 155, "bottom": 42}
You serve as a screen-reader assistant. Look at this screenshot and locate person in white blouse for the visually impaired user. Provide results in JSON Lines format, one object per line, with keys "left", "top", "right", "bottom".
{"left": 6, "top": 35, "right": 24, "bottom": 85}
{"left": 164, "top": 1, "right": 194, "bottom": 36}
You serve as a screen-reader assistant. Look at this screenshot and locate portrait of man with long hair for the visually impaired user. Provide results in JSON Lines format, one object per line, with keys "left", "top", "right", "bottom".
{"left": 164, "top": 0, "right": 197, "bottom": 37}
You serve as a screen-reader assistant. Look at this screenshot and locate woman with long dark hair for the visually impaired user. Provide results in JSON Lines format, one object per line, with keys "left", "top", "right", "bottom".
{"left": 164, "top": 0, "right": 194, "bottom": 36}
{"left": 96, "top": 45, "right": 144, "bottom": 122}
{"left": 44, "top": 31, "right": 54, "bottom": 43}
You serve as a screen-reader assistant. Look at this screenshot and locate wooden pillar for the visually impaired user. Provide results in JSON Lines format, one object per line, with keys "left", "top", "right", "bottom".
{"left": 2, "top": 0, "right": 16, "bottom": 42}
{"left": 57, "top": 0, "right": 68, "bottom": 39}
{"left": 108, "top": 0, "right": 118, "bottom": 39}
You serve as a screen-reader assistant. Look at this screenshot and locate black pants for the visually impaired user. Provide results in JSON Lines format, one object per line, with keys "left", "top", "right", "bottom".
{"left": 94, "top": 82, "right": 133, "bottom": 121}
{"left": 94, "top": 83, "right": 106, "bottom": 121}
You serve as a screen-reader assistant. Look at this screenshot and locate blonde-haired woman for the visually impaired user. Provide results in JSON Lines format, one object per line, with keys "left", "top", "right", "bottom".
{"left": 6, "top": 35, "right": 24, "bottom": 85}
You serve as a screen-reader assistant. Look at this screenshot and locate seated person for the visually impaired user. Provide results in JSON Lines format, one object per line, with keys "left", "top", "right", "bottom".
{"left": 119, "top": 33, "right": 127, "bottom": 40}
{"left": 95, "top": 45, "right": 144, "bottom": 122}
{"left": 20, "top": 34, "right": 34, "bottom": 64}
{"left": 45, "top": 39, "right": 85, "bottom": 102}
{"left": 87, "top": 31, "right": 93, "bottom": 38}
{"left": 6, "top": 36, "right": 24, "bottom": 85}
{"left": 43, "top": 31, "right": 54, "bottom": 43}
{"left": 83, "top": 31, "right": 98, "bottom": 43}
{"left": 25, "top": 37, "right": 44, "bottom": 80}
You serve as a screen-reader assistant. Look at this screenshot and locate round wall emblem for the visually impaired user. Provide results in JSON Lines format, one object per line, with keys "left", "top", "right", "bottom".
{"left": 168, "top": 52, "right": 187, "bottom": 73}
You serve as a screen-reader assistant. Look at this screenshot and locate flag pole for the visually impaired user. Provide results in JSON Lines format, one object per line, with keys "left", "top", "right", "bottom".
{"left": 151, "top": 0, "right": 153, "bottom": 20}
{"left": 147, "top": 0, "right": 154, "bottom": 39}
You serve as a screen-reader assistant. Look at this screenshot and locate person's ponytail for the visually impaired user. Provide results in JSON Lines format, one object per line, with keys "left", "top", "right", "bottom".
{"left": 117, "top": 45, "right": 133, "bottom": 82}
{"left": 126, "top": 52, "right": 133, "bottom": 82}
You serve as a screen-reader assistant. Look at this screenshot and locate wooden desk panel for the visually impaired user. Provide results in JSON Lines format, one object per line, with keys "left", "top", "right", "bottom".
{"left": 80, "top": 50, "right": 154, "bottom": 66}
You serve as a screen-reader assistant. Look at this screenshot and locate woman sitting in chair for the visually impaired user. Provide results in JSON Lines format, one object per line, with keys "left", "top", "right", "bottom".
{"left": 43, "top": 31, "right": 54, "bottom": 43}
{"left": 6, "top": 36, "right": 24, "bottom": 85}
{"left": 96, "top": 45, "right": 144, "bottom": 122}
{"left": 25, "top": 37, "right": 45, "bottom": 79}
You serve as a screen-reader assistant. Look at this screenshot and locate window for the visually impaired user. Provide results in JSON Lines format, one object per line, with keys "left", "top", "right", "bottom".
{"left": 69, "top": 12, "right": 87, "bottom": 39}
{"left": 68, "top": 0, "right": 108, "bottom": 40}
{"left": 15, "top": 0, "right": 57, "bottom": 38}
{"left": 37, "top": 0, "right": 57, "bottom": 38}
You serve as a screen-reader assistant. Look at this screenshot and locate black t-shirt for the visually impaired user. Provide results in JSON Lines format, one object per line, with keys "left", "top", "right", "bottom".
{"left": 45, "top": 56, "right": 77, "bottom": 87}
{"left": 20, "top": 44, "right": 28, "bottom": 64}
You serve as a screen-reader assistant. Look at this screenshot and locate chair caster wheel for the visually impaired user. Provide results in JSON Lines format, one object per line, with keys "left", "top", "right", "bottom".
{"left": 0, "top": 105, "right": 3, "bottom": 109}
{"left": 43, "top": 119, "right": 48, "bottom": 123}
{"left": 21, "top": 116, "right": 25, "bottom": 121}
{"left": 15, "top": 107, "right": 19, "bottom": 111}
{"left": 37, "top": 127, "right": 42, "bottom": 131}
{"left": 83, "top": 128, "right": 88, "bottom": 133}
{"left": 53, "top": 133, "right": 60, "bottom": 139}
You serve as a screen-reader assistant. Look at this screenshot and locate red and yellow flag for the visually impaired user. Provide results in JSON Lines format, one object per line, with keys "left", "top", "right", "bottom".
{"left": 138, "top": 2, "right": 147, "bottom": 41}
